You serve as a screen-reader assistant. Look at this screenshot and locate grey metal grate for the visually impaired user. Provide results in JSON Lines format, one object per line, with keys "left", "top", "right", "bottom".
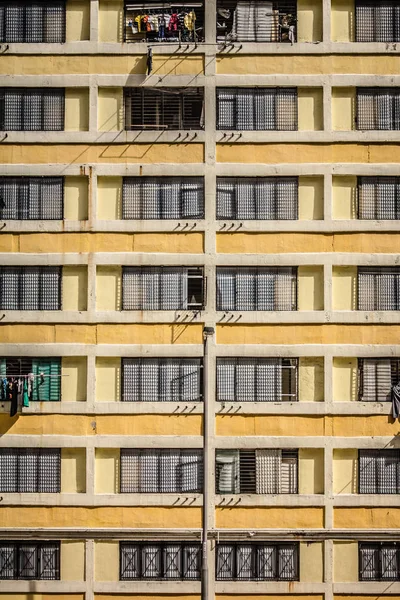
{"left": 216, "top": 543, "right": 299, "bottom": 581}
{"left": 358, "top": 267, "right": 400, "bottom": 311}
{"left": 0, "top": 448, "right": 61, "bottom": 493}
{"left": 359, "top": 449, "right": 400, "bottom": 494}
{"left": 0, "top": 88, "right": 65, "bottom": 131}
{"left": 356, "top": 1, "right": 400, "bottom": 42}
{"left": 358, "top": 176, "right": 400, "bottom": 220}
{"left": 0, "top": 267, "right": 61, "bottom": 310}
{"left": 120, "top": 542, "right": 201, "bottom": 580}
{"left": 359, "top": 544, "right": 400, "bottom": 581}
{"left": 357, "top": 87, "right": 400, "bottom": 130}
{"left": 0, "top": 176, "right": 63, "bottom": 220}
{"left": 0, "top": 542, "right": 60, "bottom": 580}
{"left": 358, "top": 358, "right": 400, "bottom": 402}
{"left": 0, "top": 1, "right": 66, "bottom": 43}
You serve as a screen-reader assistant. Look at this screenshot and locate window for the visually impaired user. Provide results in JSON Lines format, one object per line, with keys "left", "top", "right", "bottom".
{"left": 0, "top": 448, "right": 60, "bottom": 493}
{"left": 217, "top": 177, "right": 298, "bottom": 220}
{"left": 216, "top": 449, "right": 298, "bottom": 494}
{"left": 122, "top": 358, "right": 202, "bottom": 402}
{"left": 0, "top": 267, "right": 61, "bottom": 310}
{"left": 358, "top": 176, "right": 400, "bottom": 220}
{"left": 359, "top": 450, "right": 400, "bottom": 494}
{"left": 124, "top": 88, "right": 204, "bottom": 131}
{"left": 359, "top": 544, "right": 400, "bottom": 581}
{"left": 358, "top": 267, "right": 400, "bottom": 311}
{"left": 0, "top": 177, "right": 63, "bottom": 220}
{"left": 0, "top": 357, "right": 61, "bottom": 402}
{"left": 122, "top": 267, "right": 205, "bottom": 310}
{"left": 0, "top": 88, "right": 64, "bottom": 131}
{"left": 120, "top": 449, "right": 203, "bottom": 493}
{"left": 357, "top": 88, "right": 400, "bottom": 130}
{"left": 217, "top": 1, "right": 297, "bottom": 43}
{"left": 217, "top": 87, "right": 297, "bottom": 131}
{"left": 357, "top": 358, "right": 400, "bottom": 402}
{"left": 355, "top": 1, "right": 400, "bottom": 42}
{"left": 0, "top": 542, "right": 60, "bottom": 580}
{"left": 120, "top": 542, "right": 201, "bottom": 580}
{"left": 0, "top": 1, "right": 65, "bottom": 43}
{"left": 122, "top": 177, "right": 204, "bottom": 220}
{"left": 216, "top": 267, "right": 297, "bottom": 311}
{"left": 216, "top": 543, "right": 299, "bottom": 581}
{"left": 124, "top": 2, "right": 204, "bottom": 43}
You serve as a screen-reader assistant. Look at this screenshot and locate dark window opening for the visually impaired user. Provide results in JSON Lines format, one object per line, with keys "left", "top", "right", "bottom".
{"left": 356, "top": 0, "right": 400, "bottom": 42}
{"left": 0, "top": 88, "right": 65, "bottom": 131}
{"left": 358, "top": 357, "right": 400, "bottom": 403}
{"left": 359, "top": 449, "right": 400, "bottom": 494}
{"left": 0, "top": 1, "right": 66, "bottom": 43}
{"left": 359, "top": 543, "right": 400, "bottom": 581}
{"left": 0, "top": 448, "right": 61, "bottom": 493}
{"left": 357, "top": 176, "right": 400, "bottom": 220}
{"left": 216, "top": 542, "right": 299, "bottom": 581}
{"left": 120, "top": 542, "right": 201, "bottom": 580}
{"left": 0, "top": 176, "right": 64, "bottom": 220}
{"left": 357, "top": 87, "right": 400, "bottom": 131}
{"left": 0, "top": 357, "right": 61, "bottom": 402}
{"left": 0, "top": 267, "right": 62, "bottom": 310}
{"left": 358, "top": 267, "right": 400, "bottom": 311}
{"left": 0, "top": 542, "right": 60, "bottom": 580}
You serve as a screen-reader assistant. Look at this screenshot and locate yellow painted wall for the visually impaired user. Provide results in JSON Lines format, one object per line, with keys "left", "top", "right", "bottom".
{"left": 97, "top": 176, "right": 122, "bottom": 219}
{"left": 65, "top": 89, "right": 89, "bottom": 132}
{"left": 331, "top": 0, "right": 355, "bottom": 41}
{"left": 333, "top": 449, "right": 358, "bottom": 494}
{"left": 299, "top": 357, "right": 324, "bottom": 402}
{"left": 333, "top": 542, "right": 359, "bottom": 582}
{"left": 99, "top": 0, "right": 124, "bottom": 42}
{"left": 298, "top": 266, "right": 324, "bottom": 311}
{"left": 332, "top": 266, "right": 357, "bottom": 310}
{"left": 95, "top": 448, "right": 120, "bottom": 493}
{"left": 61, "top": 357, "right": 87, "bottom": 402}
{"left": 332, "top": 357, "right": 357, "bottom": 402}
{"left": 335, "top": 507, "right": 400, "bottom": 529}
{"left": 299, "top": 449, "right": 324, "bottom": 494}
{"left": 66, "top": 0, "right": 90, "bottom": 41}
{"left": 298, "top": 176, "right": 324, "bottom": 220}
{"left": 98, "top": 88, "right": 123, "bottom": 132}
{"left": 61, "top": 448, "right": 86, "bottom": 493}
{"left": 332, "top": 88, "right": 356, "bottom": 131}
{"left": 96, "top": 357, "right": 121, "bottom": 402}
{"left": 97, "top": 596, "right": 200, "bottom": 600}
{"left": 96, "top": 266, "right": 122, "bottom": 311}
{"left": 216, "top": 597, "right": 322, "bottom": 600}
{"left": 216, "top": 507, "right": 324, "bottom": 529}
{"left": 332, "top": 176, "right": 357, "bottom": 220}
{"left": 0, "top": 596, "right": 84, "bottom": 600}
{"left": 297, "top": 0, "right": 322, "bottom": 42}
{"left": 64, "top": 176, "right": 88, "bottom": 220}
{"left": 216, "top": 415, "right": 325, "bottom": 437}
{"left": 61, "top": 541, "right": 85, "bottom": 580}
{"left": 95, "top": 541, "right": 119, "bottom": 581}
{"left": 300, "top": 541, "right": 324, "bottom": 581}
{"left": 298, "top": 88, "right": 323, "bottom": 131}
{"left": 62, "top": 266, "right": 88, "bottom": 311}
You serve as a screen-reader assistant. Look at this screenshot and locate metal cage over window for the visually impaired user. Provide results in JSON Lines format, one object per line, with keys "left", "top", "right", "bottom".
{"left": 216, "top": 543, "right": 299, "bottom": 581}
{"left": 357, "top": 358, "right": 400, "bottom": 403}
{"left": 120, "top": 542, "right": 201, "bottom": 580}
{"left": 359, "top": 543, "right": 400, "bottom": 581}
{"left": 359, "top": 449, "right": 400, "bottom": 494}
{"left": 358, "top": 267, "right": 400, "bottom": 311}
{"left": 0, "top": 1, "right": 66, "bottom": 43}
{"left": 0, "top": 177, "right": 63, "bottom": 220}
{"left": 358, "top": 176, "right": 400, "bottom": 220}
{"left": 0, "top": 357, "right": 61, "bottom": 402}
{"left": 357, "top": 88, "right": 400, "bottom": 131}
{"left": 0, "top": 88, "right": 65, "bottom": 131}
{"left": 0, "top": 542, "right": 60, "bottom": 580}
{"left": 0, "top": 267, "right": 61, "bottom": 310}
{"left": 0, "top": 448, "right": 60, "bottom": 493}
{"left": 355, "top": 0, "right": 400, "bottom": 42}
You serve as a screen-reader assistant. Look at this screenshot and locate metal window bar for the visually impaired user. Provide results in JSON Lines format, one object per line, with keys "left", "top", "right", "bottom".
{"left": 357, "top": 357, "right": 400, "bottom": 402}
{"left": 358, "top": 267, "right": 400, "bottom": 311}
{"left": 355, "top": 1, "right": 400, "bottom": 42}
{"left": 357, "top": 176, "right": 400, "bottom": 220}
{"left": 0, "top": 267, "right": 61, "bottom": 310}
{"left": 0, "top": 448, "right": 61, "bottom": 493}
{"left": 0, "top": 1, "right": 66, "bottom": 43}
{"left": 356, "top": 87, "right": 400, "bottom": 131}
{"left": 124, "top": 87, "right": 204, "bottom": 131}
{"left": 0, "top": 176, "right": 64, "bottom": 220}
{"left": 120, "top": 542, "right": 201, "bottom": 580}
{"left": 358, "top": 449, "right": 400, "bottom": 494}
{"left": 122, "top": 176, "right": 204, "bottom": 219}
{"left": 0, "top": 88, "right": 65, "bottom": 131}
{"left": 216, "top": 543, "right": 299, "bottom": 581}
{"left": 0, "top": 542, "right": 60, "bottom": 580}
{"left": 359, "top": 544, "right": 400, "bottom": 581}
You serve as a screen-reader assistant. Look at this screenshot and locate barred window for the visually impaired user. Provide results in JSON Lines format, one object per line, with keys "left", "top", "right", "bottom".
{"left": 357, "top": 358, "right": 400, "bottom": 403}
{"left": 217, "top": 88, "right": 297, "bottom": 131}
{"left": 0, "top": 542, "right": 60, "bottom": 580}
{"left": 125, "top": 88, "right": 204, "bottom": 131}
{"left": 0, "top": 267, "right": 61, "bottom": 310}
{"left": 120, "top": 542, "right": 201, "bottom": 580}
{"left": 356, "top": 1, "right": 400, "bottom": 42}
{"left": 217, "top": 177, "right": 298, "bottom": 220}
{"left": 216, "top": 543, "right": 299, "bottom": 581}
{"left": 358, "top": 176, "right": 400, "bottom": 220}
{"left": 0, "top": 448, "right": 60, "bottom": 493}
{"left": 122, "top": 267, "right": 205, "bottom": 310}
{"left": 0, "top": 357, "right": 61, "bottom": 402}
{"left": 0, "top": 177, "right": 63, "bottom": 220}
{"left": 122, "top": 358, "right": 202, "bottom": 402}
{"left": 0, "top": 88, "right": 64, "bottom": 131}
{"left": 359, "top": 450, "right": 400, "bottom": 494}
{"left": 120, "top": 449, "right": 203, "bottom": 493}
{"left": 357, "top": 88, "right": 400, "bottom": 130}
{"left": 0, "top": 1, "right": 66, "bottom": 43}
{"left": 122, "top": 177, "right": 204, "bottom": 220}
{"left": 358, "top": 267, "right": 400, "bottom": 311}
{"left": 216, "top": 267, "right": 297, "bottom": 311}
{"left": 360, "top": 544, "right": 400, "bottom": 581}
{"left": 216, "top": 449, "right": 298, "bottom": 494}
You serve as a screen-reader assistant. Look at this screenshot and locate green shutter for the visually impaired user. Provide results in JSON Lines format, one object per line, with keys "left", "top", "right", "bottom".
{"left": 0, "top": 359, "right": 6, "bottom": 378}
{"left": 32, "top": 358, "right": 61, "bottom": 402}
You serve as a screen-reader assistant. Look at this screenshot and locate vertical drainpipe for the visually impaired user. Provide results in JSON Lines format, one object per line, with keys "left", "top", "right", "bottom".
{"left": 202, "top": 326, "right": 214, "bottom": 600}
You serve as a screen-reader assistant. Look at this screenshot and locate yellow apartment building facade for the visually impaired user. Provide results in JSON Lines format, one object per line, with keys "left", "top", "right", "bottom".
{"left": 0, "top": 1, "right": 400, "bottom": 600}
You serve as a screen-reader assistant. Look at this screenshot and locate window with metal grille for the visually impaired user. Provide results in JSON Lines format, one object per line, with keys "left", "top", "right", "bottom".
{"left": 217, "top": 87, "right": 297, "bottom": 131}
{"left": 359, "top": 450, "right": 400, "bottom": 494}
{"left": 358, "top": 267, "right": 400, "bottom": 311}
{"left": 0, "top": 448, "right": 60, "bottom": 493}
{"left": 0, "top": 357, "right": 61, "bottom": 402}
{"left": 216, "top": 267, "right": 297, "bottom": 311}
{"left": 124, "top": 2, "right": 204, "bottom": 43}
{"left": 0, "top": 542, "right": 60, "bottom": 580}
{"left": 358, "top": 176, "right": 400, "bottom": 220}
{"left": 122, "top": 358, "right": 202, "bottom": 402}
{"left": 216, "top": 449, "right": 298, "bottom": 494}
{"left": 0, "top": 176, "right": 63, "bottom": 220}
{"left": 0, "top": 1, "right": 66, "bottom": 43}
{"left": 217, "top": 1, "right": 297, "bottom": 42}
{"left": 357, "top": 358, "right": 400, "bottom": 403}
{"left": 0, "top": 267, "right": 61, "bottom": 310}
{"left": 122, "top": 266, "right": 205, "bottom": 310}
{"left": 216, "top": 176, "right": 298, "bottom": 220}
{"left": 120, "top": 542, "right": 201, "bottom": 580}
{"left": 0, "top": 88, "right": 64, "bottom": 131}
{"left": 120, "top": 449, "right": 203, "bottom": 493}
{"left": 359, "top": 543, "right": 400, "bottom": 581}
{"left": 356, "top": 88, "right": 400, "bottom": 130}
{"left": 122, "top": 176, "right": 204, "bottom": 220}
{"left": 216, "top": 543, "right": 299, "bottom": 581}
{"left": 355, "top": 1, "right": 400, "bottom": 42}
{"left": 124, "top": 87, "right": 204, "bottom": 131}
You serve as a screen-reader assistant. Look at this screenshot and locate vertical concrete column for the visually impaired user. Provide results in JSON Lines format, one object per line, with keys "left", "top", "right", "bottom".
{"left": 86, "top": 446, "right": 96, "bottom": 496}
{"left": 90, "top": 0, "right": 99, "bottom": 42}
{"left": 323, "top": 83, "right": 332, "bottom": 133}
{"left": 322, "top": 0, "right": 332, "bottom": 43}
{"left": 86, "top": 353, "right": 96, "bottom": 408}
{"left": 324, "top": 538, "right": 334, "bottom": 600}
{"left": 324, "top": 172, "right": 333, "bottom": 222}
{"left": 324, "top": 263, "right": 333, "bottom": 313}
{"left": 324, "top": 442, "right": 334, "bottom": 530}
{"left": 85, "top": 538, "right": 95, "bottom": 600}
{"left": 89, "top": 82, "right": 98, "bottom": 134}
{"left": 87, "top": 257, "right": 97, "bottom": 314}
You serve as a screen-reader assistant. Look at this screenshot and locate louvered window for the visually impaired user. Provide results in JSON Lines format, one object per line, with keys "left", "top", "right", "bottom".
{"left": 0, "top": 357, "right": 61, "bottom": 401}
{"left": 356, "top": 1, "right": 400, "bottom": 42}
{"left": 216, "top": 449, "right": 298, "bottom": 494}
{"left": 122, "top": 358, "right": 202, "bottom": 402}
{"left": 360, "top": 544, "right": 400, "bottom": 581}
{"left": 358, "top": 267, "right": 400, "bottom": 311}
{"left": 0, "top": 448, "right": 60, "bottom": 493}
{"left": 216, "top": 543, "right": 298, "bottom": 581}
{"left": 0, "top": 88, "right": 64, "bottom": 131}
{"left": 120, "top": 449, "right": 203, "bottom": 493}
{"left": 217, "top": 267, "right": 297, "bottom": 311}
{"left": 122, "top": 177, "right": 204, "bottom": 220}
{"left": 0, "top": 542, "right": 59, "bottom": 580}
{"left": 125, "top": 88, "right": 204, "bottom": 131}
{"left": 120, "top": 542, "right": 201, "bottom": 580}
{"left": 122, "top": 267, "right": 205, "bottom": 310}
{"left": 217, "top": 87, "right": 297, "bottom": 131}
{"left": 357, "top": 358, "right": 400, "bottom": 403}
{"left": 358, "top": 176, "right": 400, "bottom": 220}
{"left": 0, "top": 177, "right": 63, "bottom": 220}
{"left": 0, "top": 267, "right": 61, "bottom": 310}
{"left": 357, "top": 88, "right": 400, "bottom": 130}
{"left": 359, "top": 450, "right": 400, "bottom": 494}
{"left": 0, "top": 1, "right": 65, "bottom": 43}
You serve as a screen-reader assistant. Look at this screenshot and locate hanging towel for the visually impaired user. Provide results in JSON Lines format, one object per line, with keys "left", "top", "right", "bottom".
{"left": 392, "top": 382, "right": 400, "bottom": 418}
{"left": 23, "top": 377, "right": 29, "bottom": 408}
{"left": 9, "top": 381, "right": 18, "bottom": 417}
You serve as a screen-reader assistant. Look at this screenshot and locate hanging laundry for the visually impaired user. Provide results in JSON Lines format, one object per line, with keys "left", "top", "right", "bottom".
{"left": 23, "top": 377, "right": 29, "bottom": 408}
{"left": 9, "top": 380, "right": 17, "bottom": 417}
{"left": 169, "top": 13, "right": 179, "bottom": 32}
